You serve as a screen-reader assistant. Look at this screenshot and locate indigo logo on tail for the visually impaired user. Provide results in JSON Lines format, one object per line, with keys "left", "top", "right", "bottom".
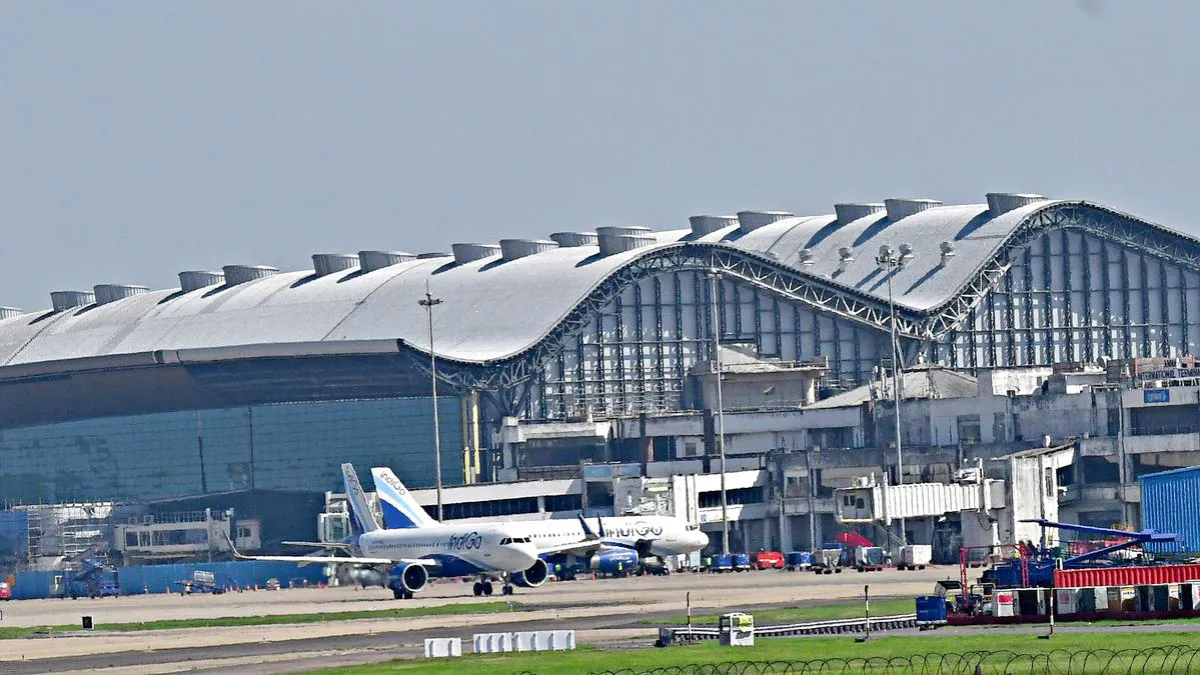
{"left": 371, "top": 467, "right": 436, "bottom": 529}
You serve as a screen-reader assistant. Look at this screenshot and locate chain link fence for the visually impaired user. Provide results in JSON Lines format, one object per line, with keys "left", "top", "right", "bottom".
{"left": 562, "top": 645, "right": 1200, "bottom": 675}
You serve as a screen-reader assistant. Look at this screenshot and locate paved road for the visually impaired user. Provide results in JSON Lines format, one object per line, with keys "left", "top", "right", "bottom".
{"left": 0, "top": 567, "right": 954, "bottom": 674}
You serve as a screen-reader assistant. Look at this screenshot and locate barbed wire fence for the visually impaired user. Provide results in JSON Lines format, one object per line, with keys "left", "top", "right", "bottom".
{"left": 524, "top": 645, "right": 1200, "bottom": 675}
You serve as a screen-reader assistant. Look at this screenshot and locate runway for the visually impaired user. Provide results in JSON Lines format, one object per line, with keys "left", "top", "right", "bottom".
{"left": 0, "top": 567, "right": 949, "bottom": 673}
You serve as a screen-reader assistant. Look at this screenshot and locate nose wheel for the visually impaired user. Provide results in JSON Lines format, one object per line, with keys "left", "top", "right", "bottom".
{"left": 472, "top": 581, "right": 494, "bottom": 597}
{"left": 502, "top": 584, "right": 515, "bottom": 596}
{"left": 391, "top": 587, "right": 414, "bottom": 600}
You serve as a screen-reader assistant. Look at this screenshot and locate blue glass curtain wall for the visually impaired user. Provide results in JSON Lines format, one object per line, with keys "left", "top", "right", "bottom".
{"left": 0, "top": 397, "right": 462, "bottom": 504}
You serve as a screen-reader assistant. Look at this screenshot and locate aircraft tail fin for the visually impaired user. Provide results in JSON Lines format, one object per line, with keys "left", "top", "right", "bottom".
{"left": 371, "top": 467, "right": 437, "bottom": 528}
{"left": 341, "top": 463, "right": 380, "bottom": 533}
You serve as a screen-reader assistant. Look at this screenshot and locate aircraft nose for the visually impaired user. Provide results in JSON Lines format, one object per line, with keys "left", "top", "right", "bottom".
{"left": 693, "top": 530, "right": 710, "bottom": 549}
{"left": 513, "top": 542, "right": 539, "bottom": 568}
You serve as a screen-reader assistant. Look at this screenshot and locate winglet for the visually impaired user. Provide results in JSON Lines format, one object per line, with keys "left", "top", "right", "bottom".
{"left": 222, "top": 531, "right": 251, "bottom": 560}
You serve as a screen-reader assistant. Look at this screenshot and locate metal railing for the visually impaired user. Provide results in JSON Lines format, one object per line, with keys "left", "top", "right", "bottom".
{"left": 661, "top": 614, "right": 918, "bottom": 643}
{"left": 576, "top": 645, "right": 1200, "bottom": 674}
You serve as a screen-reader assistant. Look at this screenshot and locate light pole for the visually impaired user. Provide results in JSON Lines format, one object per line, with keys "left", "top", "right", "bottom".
{"left": 707, "top": 269, "right": 730, "bottom": 554}
{"left": 419, "top": 281, "right": 445, "bottom": 522}
{"left": 874, "top": 244, "right": 915, "bottom": 546}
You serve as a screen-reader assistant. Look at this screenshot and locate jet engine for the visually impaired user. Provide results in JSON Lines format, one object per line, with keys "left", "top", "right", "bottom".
{"left": 590, "top": 549, "right": 640, "bottom": 575}
{"left": 511, "top": 558, "right": 549, "bottom": 587}
{"left": 388, "top": 562, "right": 429, "bottom": 594}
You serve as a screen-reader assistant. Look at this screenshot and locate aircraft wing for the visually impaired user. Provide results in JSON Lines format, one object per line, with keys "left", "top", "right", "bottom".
{"left": 282, "top": 540, "right": 353, "bottom": 551}
{"left": 225, "top": 533, "right": 432, "bottom": 567}
{"left": 537, "top": 539, "right": 603, "bottom": 556}
{"left": 231, "top": 552, "right": 397, "bottom": 565}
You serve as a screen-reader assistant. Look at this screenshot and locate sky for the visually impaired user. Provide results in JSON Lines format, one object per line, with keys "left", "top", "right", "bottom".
{"left": 2, "top": 1, "right": 1198, "bottom": 312}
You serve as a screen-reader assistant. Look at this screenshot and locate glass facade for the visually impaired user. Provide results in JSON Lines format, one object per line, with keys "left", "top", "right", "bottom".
{"left": 0, "top": 397, "right": 462, "bottom": 504}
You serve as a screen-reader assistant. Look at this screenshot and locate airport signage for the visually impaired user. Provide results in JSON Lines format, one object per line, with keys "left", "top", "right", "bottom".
{"left": 1144, "top": 389, "right": 1170, "bottom": 404}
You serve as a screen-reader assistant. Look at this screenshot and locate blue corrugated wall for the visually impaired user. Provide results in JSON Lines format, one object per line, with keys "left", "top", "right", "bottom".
{"left": 12, "top": 561, "right": 327, "bottom": 600}
{"left": 1140, "top": 465, "right": 1200, "bottom": 553}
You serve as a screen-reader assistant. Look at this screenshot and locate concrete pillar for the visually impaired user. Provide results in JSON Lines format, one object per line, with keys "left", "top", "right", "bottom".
{"left": 811, "top": 513, "right": 824, "bottom": 549}
{"left": 537, "top": 495, "right": 546, "bottom": 513}
{"left": 778, "top": 511, "right": 793, "bottom": 553}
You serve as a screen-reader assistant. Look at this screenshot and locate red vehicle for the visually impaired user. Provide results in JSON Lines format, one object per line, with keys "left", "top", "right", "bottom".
{"left": 0, "top": 581, "right": 11, "bottom": 600}
{"left": 752, "top": 551, "right": 786, "bottom": 570}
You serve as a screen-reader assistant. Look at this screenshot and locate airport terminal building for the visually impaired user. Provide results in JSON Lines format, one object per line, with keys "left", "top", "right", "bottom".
{"left": 3, "top": 192, "right": 1200, "bottom": 555}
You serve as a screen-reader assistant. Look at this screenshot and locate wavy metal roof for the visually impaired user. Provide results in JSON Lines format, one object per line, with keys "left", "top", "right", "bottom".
{"left": 0, "top": 196, "right": 1159, "bottom": 371}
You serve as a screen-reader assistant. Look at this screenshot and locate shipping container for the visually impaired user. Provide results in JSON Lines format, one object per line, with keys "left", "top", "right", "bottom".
{"left": 1054, "top": 563, "right": 1200, "bottom": 589}
{"left": 1140, "top": 466, "right": 1200, "bottom": 553}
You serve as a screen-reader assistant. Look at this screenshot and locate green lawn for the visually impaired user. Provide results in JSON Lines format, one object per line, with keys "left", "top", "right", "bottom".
{"left": 654, "top": 597, "right": 914, "bottom": 626}
{"left": 306, "top": 632, "right": 1200, "bottom": 674}
{"left": 0, "top": 601, "right": 523, "bottom": 639}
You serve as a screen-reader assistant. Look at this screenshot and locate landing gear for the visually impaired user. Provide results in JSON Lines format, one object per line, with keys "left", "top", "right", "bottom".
{"left": 392, "top": 587, "right": 414, "bottom": 600}
{"left": 472, "top": 581, "right": 494, "bottom": 597}
{"left": 502, "top": 584, "right": 515, "bottom": 596}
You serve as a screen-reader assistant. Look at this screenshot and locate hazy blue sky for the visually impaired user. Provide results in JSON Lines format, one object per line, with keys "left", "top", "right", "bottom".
{"left": 2, "top": 1, "right": 1197, "bottom": 311}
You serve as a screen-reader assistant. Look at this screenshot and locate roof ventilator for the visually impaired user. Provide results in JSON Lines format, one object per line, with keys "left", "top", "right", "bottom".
{"left": 877, "top": 244, "right": 917, "bottom": 269}
{"left": 50, "top": 290, "right": 95, "bottom": 311}
{"left": 451, "top": 243, "right": 501, "bottom": 265}
{"left": 499, "top": 239, "right": 559, "bottom": 261}
{"left": 549, "top": 232, "right": 599, "bottom": 248}
{"left": 736, "top": 211, "right": 792, "bottom": 234}
{"left": 986, "top": 193, "right": 1048, "bottom": 216}
{"left": 359, "top": 251, "right": 417, "bottom": 272}
{"left": 834, "top": 203, "right": 886, "bottom": 223}
{"left": 939, "top": 241, "right": 956, "bottom": 265}
{"left": 94, "top": 284, "right": 149, "bottom": 305}
{"left": 312, "top": 253, "right": 359, "bottom": 277}
{"left": 595, "top": 226, "right": 654, "bottom": 256}
{"left": 0, "top": 307, "right": 23, "bottom": 320}
{"left": 837, "top": 246, "right": 855, "bottom": 272}
{"left": 884, "top": 198, "right": 942, "bottom": 220}
{"left": 797, "top": 248, "right": 815, "bottom": 267}
{"left": 179, "top": 271, "right": 226, "bottom": 293}
{"left": 688, "top": 215, "right": 739, "bottom": 237}
{"left": 223, "top": 265, "right": 279, "bottom": 286}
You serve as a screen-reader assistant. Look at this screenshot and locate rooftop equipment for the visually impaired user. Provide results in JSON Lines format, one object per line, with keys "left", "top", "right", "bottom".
{"left": 311, "top": 253, "right": 359, "bottom": 277}
{"left": 834, "top": 203, "right": 886, "bottom": 223}
{"left": 688, "top": 215, "right": 739, "bottom": 237}
{"left": 736, "top": 211, "right": 792, "bottom": 234}
{"left": 178, "top": 271, "right": 225, "bottom": 293}
{"left": 358, "top": 251, "right": 416, "bottom": 272}
{"left": 884, "top": 198, "right": 942, "bottom": 220}
{"left": 222, "top": 265, "right": 278, "bottom": 286}
{"left": 50, "top": 290, "right": 95, "bottom": 311}
{"left": 549, "top": 232, "right": 598, "bottom": 248}
{"left": 93, "top": 284, "right": 149, "bottom": 305}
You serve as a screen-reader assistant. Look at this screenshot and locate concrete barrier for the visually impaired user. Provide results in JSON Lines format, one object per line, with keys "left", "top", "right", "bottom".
{"left": 473, "top": 632, "right": 514, "bottom": 653}
{"left": 424, "top": 637, "right": 462, "bottom": 658}
{"left": 513, "top": 630, "right": 576, "bottom": 652}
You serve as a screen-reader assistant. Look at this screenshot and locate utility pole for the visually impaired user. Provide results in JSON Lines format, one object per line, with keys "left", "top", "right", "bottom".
{"left": 419, "top": 281, "right": 445, "bottom": 522}
{"left": 708, "top": 269, "right": 730, "bottom": 554}
{"left": 875, "top": 244, "right": 915, "bottom": 546}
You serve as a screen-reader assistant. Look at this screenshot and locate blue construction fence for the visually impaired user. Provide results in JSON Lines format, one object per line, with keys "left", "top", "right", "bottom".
{"left": 11, "top": 560, "right": 328, "bottom": 600}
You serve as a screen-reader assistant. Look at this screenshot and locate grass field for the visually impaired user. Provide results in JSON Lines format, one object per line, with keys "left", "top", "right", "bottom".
{"left": 305, "top": 631, "right": 1200, "bottom": 674}
{"left": 0, "top": 601, "right": 523, "bottom": 640}
{"left": 654, "top": 597, "right": 914, "bottom": 625}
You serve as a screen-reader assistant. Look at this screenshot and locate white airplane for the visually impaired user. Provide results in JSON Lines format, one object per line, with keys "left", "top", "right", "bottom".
{"left": 229, "top": 463, "right": 542, "bottom": 599}
{"left": 371, "top": 467, "right": 709, "bottom": 595}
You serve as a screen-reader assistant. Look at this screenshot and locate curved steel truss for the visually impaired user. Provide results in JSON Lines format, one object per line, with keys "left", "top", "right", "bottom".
{"left": 403, "top": 202, "right": 1200, "bottom": 406}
